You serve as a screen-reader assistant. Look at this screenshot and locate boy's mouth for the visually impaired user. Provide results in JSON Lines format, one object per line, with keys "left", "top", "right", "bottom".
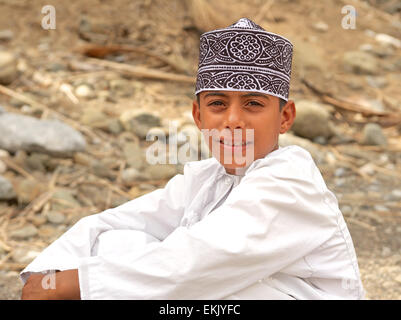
{"left": 214, "top": 138, "right": 253, "bottom": 150}
{"left": 219, "top": 139, "right": 250, "bottom": 146}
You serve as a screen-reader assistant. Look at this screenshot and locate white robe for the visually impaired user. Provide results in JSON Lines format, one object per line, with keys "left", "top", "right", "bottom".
{"left": 20, "top": 145, "right": 365, "bottom": 300}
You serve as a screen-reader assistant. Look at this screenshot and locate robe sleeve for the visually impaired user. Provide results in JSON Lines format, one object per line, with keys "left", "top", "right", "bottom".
{"left": 78, "top": 157, "right": 340, "bottom": 299}
{"left": 19, "top": 172, "right": 186, "bottom": 284}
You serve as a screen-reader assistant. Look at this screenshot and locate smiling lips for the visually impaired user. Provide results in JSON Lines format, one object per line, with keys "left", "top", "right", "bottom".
{"left": 220, "top": 139, "right": 250, "bottom": 146}
{"left": 215, "top": 138, "right": 252, "bottom": 149}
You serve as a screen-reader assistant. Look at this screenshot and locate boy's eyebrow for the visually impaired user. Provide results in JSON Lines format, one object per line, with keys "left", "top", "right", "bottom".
{"left": 241, "top": 93, "right": 270, "bottom": 100}
{"left": 204, "top": 92, "right": 228, "bottom": 98}
{"left": 203, "top": 92, "right": 270, "bottom": 100}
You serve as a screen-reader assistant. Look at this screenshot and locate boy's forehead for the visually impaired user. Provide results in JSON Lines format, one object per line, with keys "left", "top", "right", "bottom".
{"left": 200, "top": 91, "right": 273, "bottom": 100}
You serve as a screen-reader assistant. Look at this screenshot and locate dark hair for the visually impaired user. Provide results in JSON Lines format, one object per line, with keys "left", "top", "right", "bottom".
{"left": 196, "top": 94, "right": 287, "bottom": 111}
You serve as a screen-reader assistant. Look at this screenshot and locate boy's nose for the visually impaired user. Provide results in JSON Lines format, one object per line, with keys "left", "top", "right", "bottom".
{"left": 223, "top": 106, "right": 245, "bottom": 130}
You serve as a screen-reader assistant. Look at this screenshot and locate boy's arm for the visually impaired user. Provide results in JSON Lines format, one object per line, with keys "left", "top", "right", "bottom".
{"left": 21, "top": 270, "right": 80, "bottom": 300}
{"left": 20, "top": 172, "right": 187, "bottom": 286}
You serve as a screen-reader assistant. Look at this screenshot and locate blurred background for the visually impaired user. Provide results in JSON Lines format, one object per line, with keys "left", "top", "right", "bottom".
{"left": 0, "top": 0, "right": 400, "bottom": 299}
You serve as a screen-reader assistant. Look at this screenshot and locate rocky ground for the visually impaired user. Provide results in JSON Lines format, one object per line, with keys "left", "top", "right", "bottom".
{"left": 0, "top": 0, "right": 401, "bottom": 299}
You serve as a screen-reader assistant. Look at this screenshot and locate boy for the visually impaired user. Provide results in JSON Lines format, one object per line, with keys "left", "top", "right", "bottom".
{"left": 21, "top": 18, "right": 365, "bottom": 300}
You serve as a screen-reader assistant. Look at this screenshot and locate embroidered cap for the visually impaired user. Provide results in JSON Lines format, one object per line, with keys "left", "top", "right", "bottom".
{"left": 195, "top": 18, "right": 293, "bottom": 101}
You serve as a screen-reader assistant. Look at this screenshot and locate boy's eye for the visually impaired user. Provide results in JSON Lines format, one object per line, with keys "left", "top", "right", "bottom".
{"left": 208, "top": 101, "right": 225, "bottom": 106}
{"left": 247, "top": 101, "right": 263, "bottom": 107}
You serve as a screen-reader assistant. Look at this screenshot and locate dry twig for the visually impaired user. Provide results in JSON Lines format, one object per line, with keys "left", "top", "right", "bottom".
{"left": 301, "top": 78, "right": 401, "bottom": 126}
{"left": 82, "top": 57, "right": 195, "bottom": 83}
{"left": 0, "top": 156, "right": 37, "bottom": 181}
{"left": 76, "top": 44, "right": 189, "bottom": 74}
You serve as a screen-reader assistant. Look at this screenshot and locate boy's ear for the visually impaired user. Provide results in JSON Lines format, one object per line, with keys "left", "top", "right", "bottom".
{"left": 279, "top": 100, "right": 296, "bottom": 134}
{"left": 192, "top": 99, "right": 202, "bottom": 130}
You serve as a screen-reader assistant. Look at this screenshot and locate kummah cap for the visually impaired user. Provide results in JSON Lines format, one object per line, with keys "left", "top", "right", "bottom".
{"left": 195, "top": 18, "right": 293, "bottom": 101}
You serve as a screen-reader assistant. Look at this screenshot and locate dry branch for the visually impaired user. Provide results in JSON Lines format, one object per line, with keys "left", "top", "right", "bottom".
{"left": 82, "top": 57, "right": 195, "bottom": 83}
{"left": 0, "top": 156, "right": 37, "bottom": 181}
{"left": 76, "top": 44, "right": 189, "bottom": 74}
{"left": 301, "top": 78, "right": 401, "bottom": 126}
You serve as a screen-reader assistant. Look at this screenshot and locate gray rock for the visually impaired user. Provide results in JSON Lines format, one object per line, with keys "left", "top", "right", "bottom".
{"left": 312, "top": 136, "right": 327, "bottom": 145}
{"left": 334, "top": 178, "right": 347, "bottom": 188}
{"left": 121, "top": 168, "right": 150, "bottom": 185}
{"left": 381, "top": 246, "right": 392, "bottom": 257}
{"left": 361, "top": 123, "right": 387, "bottom": 146}
{"left": 75, "top": 84, "right": 96, "bottom": 99}
{"left": 133, "top": 114, "right": 162, "bottom": 139}
{"left": 0, "top": 159, "right": 6, "bottom": 174}
{"left": 343, "top": 51, "right": 380, "bottom": 75}
{"left": 80, "top": 108, "right": 109, "bottom": 129}
{"left": 50, "top": 189, "right": 81, "bottom": 212}
{"left": 391, "top": 189, "right": 401, "bottom": 199}
{"left": 366, "top": 76, "right": 388, "bottom": 89}
{"left": 382, "top": 0, "right": 401, "bottom": 14}
{"left": 107, "top": 118, "right": 123, "bottom": 135}
{"left": 0, "top": 113, "right": 86, "bottom": 156}
{"left": 0, "top": 149, "right": 9, "bottom": 157}
{"left": 334, "top": 167, "right": 348, "bottom": 177}
{"left": 0, "top": 51, "right": 18, "bottom": 85}
{"left": 374, "top": 205, "right": 389, "bottom": 212}
{"left": 359, "top": 43, "right": 394, "bottom": 58}
{"left": 111, "top": 196, "right": 130, "bottom": 208}
{"left": 375, "top": 33, "right": 401, "bottom": 49}
{"left": 38, "top": 224, "right": 58, "bottom": 240}
{"left": 45, "top": 211, "right": 66, "bottom": 225}
{"left": 346, "top": 78, "right": 364, "bottom": 90}
{"left": 109, "top": 79, "right": 134, "bottom": 97}
{"left": 11, "top": 247, "right": 41, "bottom": 264}
{"left": 340, "top": 205, "right": 353, "bottom": 215}
{"left": 9, "top": 224, "right": 38, "bottom": 240}
{"left": 25, "top": 152, "right": 50, "bottom": 172}
{"left": 362, "top": 99, "right": 386, "bottom": 113}
{"left": 291, "top": 100, "right": 334, "bottom": 140}
{"left": 312, "top": 21, "right": 328, "bottom": 32}
{"left": 123, "top": 142, "right": 145, "bottom": 170}
{"left": 45, "top": 63, "right": 66, "bottom": 72}
{"left": 393, "top": 57, "right": 401, "bottom": 71}
{"left": 0, "top": 30, "right": 14, "bottom": 41}
{"left": 120, "top": 110, "right": 161, "bottom": 139}
{"left": 359, "top": 163, "right": 376, "bottom": 176}
{"left": 385, "top": 189, "right": 401, "bottom": 201}
{"left": 91, "top": 160, "right": 115, "bottom": 179}
{"left": 0, "top": 175, "right": 16, "bottom": 200}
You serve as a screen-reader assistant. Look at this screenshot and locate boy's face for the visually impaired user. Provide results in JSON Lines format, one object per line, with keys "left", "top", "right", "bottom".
{"left": 192, "top": 90, "right": 296, "bottom": 175}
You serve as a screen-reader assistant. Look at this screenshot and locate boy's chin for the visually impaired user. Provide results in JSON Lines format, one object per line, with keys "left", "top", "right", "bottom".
{"left": 220, "top": 162, "right": 250, "bottom": 175}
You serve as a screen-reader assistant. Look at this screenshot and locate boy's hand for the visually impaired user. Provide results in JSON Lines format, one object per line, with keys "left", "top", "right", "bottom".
{"left": 21, "top": 269, "right": 81, "bottom": 300}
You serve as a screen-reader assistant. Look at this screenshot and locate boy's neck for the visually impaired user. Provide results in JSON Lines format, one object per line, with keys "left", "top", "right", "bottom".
{"left": 225, "top": 167, "right": 248, "bottom": 176}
